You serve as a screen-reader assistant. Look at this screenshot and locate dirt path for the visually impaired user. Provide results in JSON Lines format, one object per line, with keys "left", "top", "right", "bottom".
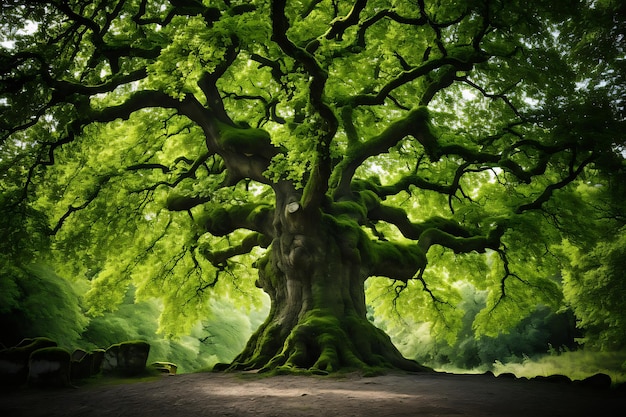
{"left": 1, "top": 371, "right": 625, "bottom": 416}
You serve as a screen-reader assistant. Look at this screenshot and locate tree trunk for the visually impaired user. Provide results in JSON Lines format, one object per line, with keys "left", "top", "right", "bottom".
{"left": 218, "top": 185, "right": 431, "bottom": 374}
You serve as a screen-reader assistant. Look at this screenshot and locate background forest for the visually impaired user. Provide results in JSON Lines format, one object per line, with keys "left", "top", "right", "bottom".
{"left": 2, "top": 218, "right": 626, "bottom": 379}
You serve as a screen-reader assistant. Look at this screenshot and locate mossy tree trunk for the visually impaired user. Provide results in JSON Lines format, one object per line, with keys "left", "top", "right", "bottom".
{"left": 222, "top": 184, "right": 430, "bottom": 374}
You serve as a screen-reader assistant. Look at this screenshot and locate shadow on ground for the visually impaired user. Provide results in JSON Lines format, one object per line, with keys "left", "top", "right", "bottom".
{"left": 1, "top": 371, "right": 625, "bottom": 416}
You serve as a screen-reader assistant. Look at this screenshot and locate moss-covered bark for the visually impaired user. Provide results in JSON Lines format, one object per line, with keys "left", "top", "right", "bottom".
{"left": 216, "top": 186, "right": 431, "bottom": 375}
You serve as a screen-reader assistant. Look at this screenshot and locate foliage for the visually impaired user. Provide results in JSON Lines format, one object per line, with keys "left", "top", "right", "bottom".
{"left": 493, "top": 349, "right": 626, "bottom": 385}
{"left": 0, "top": 263, "right": 87, "bottom": 348}
{"left": 0, "top": 259, "right": 267, "bottom": 372}
{"left": 561, "top": 230, "right": 626, "bottom": 350}
{"left": 370, "top": 280, "right": 578, "bottom": 370}
{"left": 80, "top": 289, "right": 269, "bottom": 373}
{"left": 1, "top": 0, "right": 624, "bottom": 371}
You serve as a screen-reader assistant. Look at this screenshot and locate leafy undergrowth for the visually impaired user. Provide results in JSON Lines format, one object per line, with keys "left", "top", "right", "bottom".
{"left": 493, "top": 350, "right": 626, "bottom": 385}
{"left": 435, "top": 350, "right": 626, "bottom": 386}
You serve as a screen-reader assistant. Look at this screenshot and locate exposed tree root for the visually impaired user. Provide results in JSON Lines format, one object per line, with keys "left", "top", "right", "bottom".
{"left": 216, "top": 309, "right": 431, "bottom": 375}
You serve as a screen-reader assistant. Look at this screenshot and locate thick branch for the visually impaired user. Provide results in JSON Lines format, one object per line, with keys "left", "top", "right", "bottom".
{"left": 196, "top": 202, "right": 275, "bottom": 238}
{"left": 367, "top": 202, "right": 505, "bottom": 256}
{"left": 331, "top": 107, "right": 439, "bottom": 199}
{"left": 342, "top": 54, "right": 484, "bottom": 108}
{"left": 417, "top": 226, "right": 503, "bottom": 255}
{"left": 49, "top": 69, "right": 149, "bottom": 104}
{"left": 197, "top": 36, "right": 240, "bottom": 124}
{"left": 250, "top": 53, "right": 286, "bottom": 84}
{"left": 367, "top": 240, "right": 426, "bottom": 282}
{"left": 324, "top": 0, "right": 368, "bottom": 40}
{"left": 200, "top": 232, "right": 272, "bottom": 267}
{"left": 354, "top": 174, "right": 454, "bottom": 199}
{"left": 87, "top": 90, "right": 202, "bottom": 122}
{"left": 271, "top": 0, "right": 338, "bottom": 210}
{"left": 166, "top": 195, "right": 212, "bottom": 212}
{"left": 419, "top": 65, "right": 457, "bottom": 106}
{"left": 356, "top": 9, "right": 427, "bottom": 48}
{"left": 15, "top": 91, "right": 212, "bottom": 203}
{"left": 126, "top": 163, "right": 171, "bottom": 174}
{"left": 134, "top": 1, "right": 221, "bottom": 26}
{"left": 369, "top": 204, "right": 473, "bottom": 241}
{"left": 87, "top": 91, "right": 278, "bottom": 187}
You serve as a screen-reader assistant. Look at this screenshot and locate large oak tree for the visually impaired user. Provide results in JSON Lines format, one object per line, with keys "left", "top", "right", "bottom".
{"left": 1, "top": 0, "right": 624, "bottom": 373}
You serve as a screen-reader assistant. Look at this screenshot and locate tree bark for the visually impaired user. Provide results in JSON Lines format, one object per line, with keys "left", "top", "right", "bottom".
{"left": 217, "top": 184, "right": 431, "bottom": 374}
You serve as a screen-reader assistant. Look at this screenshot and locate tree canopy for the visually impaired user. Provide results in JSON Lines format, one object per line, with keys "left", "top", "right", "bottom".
{"left": 1, "top": 0, "right": 625, "bottom": 373}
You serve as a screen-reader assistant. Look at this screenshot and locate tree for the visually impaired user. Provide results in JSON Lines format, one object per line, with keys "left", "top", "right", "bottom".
{"left": 1, "top": 0, "right": 624, "bottom": 374}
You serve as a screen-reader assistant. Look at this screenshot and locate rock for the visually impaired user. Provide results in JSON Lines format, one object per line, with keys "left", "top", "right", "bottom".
{"left": 533, "top": 374, "right": 572, "bottom": 384}
{"left": 614, "top": 381, "right": 626, "bottom": 394}
{"left": 71, "top": 348, "right": 88, "bottom": 362}
{"left": 102, "top": 346, "right": 118, "bottom": 373}
{"left": 28, "top": 347, "right": 71, "bottom": 388}
{"left": 16, "top": 338, "right": 35, "bottom": 348}
{"left": 496, "top": 372, "right": 517, "bottom": 379}
{"left": 0, "top": 337, "right": 57, "bottom": 388}
{"left": 103, "top": 341, "right": 150, "bottom": 376}
{"left": 150, "top": 361, "right": 178, "bottom": 375}
{"left": 90, "top": 349, "right": 105, "bottom": 375}
{"left": 579, "top": 373, "right": 612, "bottom": 389}
{"left": 70, "top": 349, "right": 93, "bottom": 380}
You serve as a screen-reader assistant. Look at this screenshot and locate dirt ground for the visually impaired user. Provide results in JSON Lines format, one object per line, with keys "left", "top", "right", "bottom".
{"left": 1, "top": 371, "right": 625, "bottom": 416}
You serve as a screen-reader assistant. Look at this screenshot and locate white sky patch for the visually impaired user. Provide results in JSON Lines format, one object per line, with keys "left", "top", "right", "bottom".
{"left": 365, "top": 162, "right": 387, "bottom": 177}
{"left": 487, "top": 167, "right": 503, "bottom": 184}
{"left": 461, "top": 88, "right": 477, "bottom": 101}
{"left": 21, "top": 20, "right": 39, "bottom": 34}
{"left": 575, "top": 78, "right": 591, "bottom": 91}
{"left": 248, "top": 181, "right": 270, "bottom": 197}
{"left": 92, "top": 80, "right": 141, "bottom": 103}
{"left": 1, "top": 20, "right": 39, "bottom": 49}
{"left": 524, "top": 97, "right": 540, "bottom": 108}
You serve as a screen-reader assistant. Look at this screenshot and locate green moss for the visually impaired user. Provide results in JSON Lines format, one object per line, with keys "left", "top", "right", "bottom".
{"left": 358, "top": 189, "right": 380, "bottom": 211}
{"left": 330, "top": 200, "right": 367, "bottom": 220}
{"left": 367, "top": 240, "right": 427, "bottom": 278}
{"left": 420, "top": 216, "right": 472, "bottom": 238}
{"left": 29, "top": 346, "right": 70, "bottom": 361}
{"left": 244, "top": 203, "right": 272, "bottom": 226}
{"left": 121, "top": 340, "right": 150, "bottom": 348}
{"left": 19, "top": 337, "right": 57, "bottom": 348}
{"left": 418, "top": 227, "right": 494, "bottom": 254}
{"left": 166, "top": 193, "right": 210, "bottom": 211}
{"left": 3, "top": 337, "right": 58, "bottom": 362}
{"left": 224, "top": 304, "right": 432, "bottom": 375}
{"left": 322, "top": 212, "right": 363, "bottom": 243}
{"left": 218, "top": 123, "right": 273, "bottom": 155}
{"left": 199, "top": 206, "right": 230, "bottom": 235}
{"left": 347, "top": 106, "right": 433, "bottom": 161}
